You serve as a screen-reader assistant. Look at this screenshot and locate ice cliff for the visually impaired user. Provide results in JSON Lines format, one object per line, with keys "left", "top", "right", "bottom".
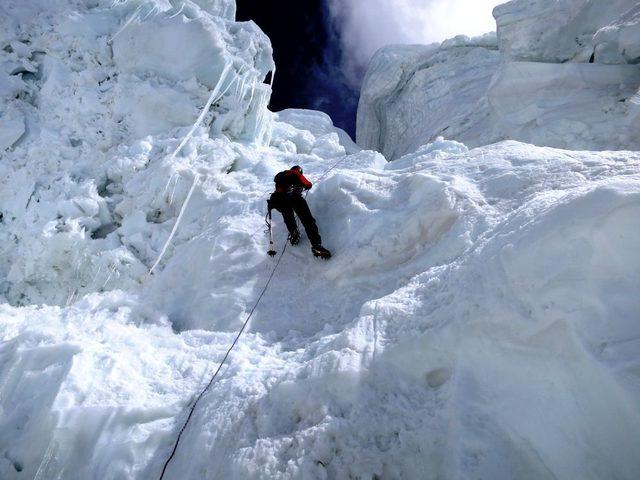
{"left": 1, "top": 1, "right": 639, "bottom": 480}
{"left": 357, "top": 0, "right": 640, "bottom": 159}
{"left": 0, "top": 0, "right": 274, "bottom": 305}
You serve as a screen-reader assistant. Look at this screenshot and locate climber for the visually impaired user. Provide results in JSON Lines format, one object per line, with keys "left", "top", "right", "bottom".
{"left": 268, "top": 165, "right": 331, "bottom": 259}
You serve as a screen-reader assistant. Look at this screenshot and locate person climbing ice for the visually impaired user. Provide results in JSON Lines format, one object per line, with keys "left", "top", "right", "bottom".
{"left": 267, "top": 165, "right": 332, "bottom": 259}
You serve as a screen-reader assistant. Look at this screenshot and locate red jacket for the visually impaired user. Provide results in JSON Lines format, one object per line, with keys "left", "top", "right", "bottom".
{"left": 274, "top": 169, "right": 312, "bottom": 193}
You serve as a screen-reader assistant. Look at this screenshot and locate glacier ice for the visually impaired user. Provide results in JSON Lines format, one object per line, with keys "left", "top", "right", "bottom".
{"left": 356, "top": 35, "right": 500, "bottom": 160}
{"left": 487, "top": 61, "right": 640, "bottom": 150}
{"left": 0, "top": 0, "right": 639, "bottom": 479}
{"left": 0, "top": 0, "right": 275, "bottom": 306}
{"left": 357, "top": 0, "right": 640, "bottom": 158}
{"left": 494, "top": 0, "right": 638, "bottom": 63}
{"left": 593, "top": 3, "right": 640, "bottom": 64}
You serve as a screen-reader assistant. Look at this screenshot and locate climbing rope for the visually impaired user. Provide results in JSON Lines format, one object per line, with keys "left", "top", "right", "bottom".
{"left": 149, "top": 173, "right": 200, "bottom": 275}
{"left": 315, "top": 154, "right": 351, "bottom": 184}
{"left": 158, "top": 240, "right": 288, "bottom": 480}
{"left": 157, "top": 152, "right": 351, "bottom": 479}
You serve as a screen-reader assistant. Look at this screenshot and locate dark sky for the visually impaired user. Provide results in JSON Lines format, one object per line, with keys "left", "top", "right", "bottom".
{"left": 236, "top": 0, "right": 359, "bottom": 138}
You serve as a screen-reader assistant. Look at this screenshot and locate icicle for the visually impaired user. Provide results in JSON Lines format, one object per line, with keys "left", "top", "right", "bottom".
{"left": 65, "top": 288, "right": 78, "bottom": 306}
{"left": 163, "top": 173, "right": 179, "bottom": 204}
{"left": 168, "top": 173, "right": 180, "bottom": 205}
{"left": 34, "top": 439, "right": 60, "bottom": 480}
{"left": 108, "top": 4, "right": 142, "bottom": 44}
{"left": 234, "top": 72, "right": 245, "bottom": 98}
{"left": 208, "top": 65, "right": 251, "bottom": 135}
{"left": 167, "top": 61, "right": 233, "bottom": 161}
{"left": 246, "top": 85, "right": 272, "bottom": 144}
{"left": 168, "top": 3, "right": 186, "bottom": 19}
{"left": 140, "top": 4, "right": 159, "bottom": 22}
{"left": 149, "top": 174, "right": 200, "bottom": 275}
{"left": 211, "top": 70, "right": 238, "bottom": 107}
{"left": 102, "top": 263, "right": 117, "bottom": 288}
{"left": 247, "top": 79, "right": 256, "bottom": 109}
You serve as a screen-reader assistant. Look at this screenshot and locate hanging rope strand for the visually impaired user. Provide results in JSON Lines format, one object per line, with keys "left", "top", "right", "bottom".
{"left": 149, "top": 173, "right": 200, "bottom": 275}
{"left": 315, "top": 155, "right": 350, "bottom": 183}
{"left": 158, "top": 152, "right": 351, "bottom": 479}
{"left": 158, "top": 240, "right": 287, "bottom": 480}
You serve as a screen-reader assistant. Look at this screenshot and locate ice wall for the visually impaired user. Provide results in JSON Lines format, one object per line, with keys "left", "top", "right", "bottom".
{"left": 357, "top": 35, "right": 500, "bottom": 160}
{"left": 488, "top": 61, "right": 640, "bottom": 149}
{"left": 494, "top": 0, "right": 638, "bottom": 63}
{"left": 0, "top": 0, "right": 275, "bottom": 305}
{"left": 356, "top": 0, "right": 640, "bottom": 158}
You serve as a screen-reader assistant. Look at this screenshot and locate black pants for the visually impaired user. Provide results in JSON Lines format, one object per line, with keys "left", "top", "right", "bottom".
{"left": 269, "top": 192, "right": 322, "bottom": 246}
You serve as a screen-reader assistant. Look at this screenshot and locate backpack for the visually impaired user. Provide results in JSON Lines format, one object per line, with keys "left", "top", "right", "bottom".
{"left": 274, "top": 170, "right": 291, "bottom": 190}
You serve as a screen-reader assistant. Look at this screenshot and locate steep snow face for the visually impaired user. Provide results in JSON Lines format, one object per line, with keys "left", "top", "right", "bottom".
{"left": 2, "top": 136, "right": 640, "bottom": 479}
{"left": 356, "top": 0, "right": 640, "bottom": 158}
{"left": 1, "top": 1, "right": 640, "bottom": 479}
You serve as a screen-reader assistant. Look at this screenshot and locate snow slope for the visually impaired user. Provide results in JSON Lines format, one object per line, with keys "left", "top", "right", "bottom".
{"left": 1, "top": 1, "right": 640, "bottom": 480}
{"left": 357, "top": 0, "right": 640, "bottom": 158}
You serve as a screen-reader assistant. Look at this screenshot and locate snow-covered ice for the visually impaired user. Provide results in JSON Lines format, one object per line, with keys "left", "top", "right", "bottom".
{"left": 1, "top": 1, "right": 640, "bottom": 479}
{"left": 357, "top": 0, "right": 640, "bottom": 158}
{"left": 356, "top": 35, "right": 500, "bottom": 160}
{"left": 494, "top": 0, "right": 639, "bottom": 63}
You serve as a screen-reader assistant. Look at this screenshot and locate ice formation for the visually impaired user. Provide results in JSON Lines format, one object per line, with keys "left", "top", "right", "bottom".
{"left": 0, "top": 0, "right": 274, "bottom": 305}
{"left": 357, "top": 0, "right": 640, "bottom": 159}
{"left": 1, "top": 1, "right": 639, "bottom": 480}
{"left": 356, "top": 35, "right": 501, "bottom": 161}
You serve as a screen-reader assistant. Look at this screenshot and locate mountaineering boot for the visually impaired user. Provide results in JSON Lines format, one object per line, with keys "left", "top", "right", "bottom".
{"left": 311, "top": 244, "right": 331, "bottom": 259}
{"left": 289, "top": 229, "right": 300, "bottom": 245}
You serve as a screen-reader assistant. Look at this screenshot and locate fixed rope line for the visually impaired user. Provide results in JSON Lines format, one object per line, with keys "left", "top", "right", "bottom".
{"left": 149, "top": 63, "right": 236, "bottom": 276}
{"left": 158, "top": 153, "right": 350, "bottom": 478}
{"left": 315, "top": 155, "right": 351, "bottom": 184}
{"left": 149, "top": 173, "right": 200, "bottom": 275}
{"left": 168, "top": 62, "right": 232, "bottom": 162}
{"left": 304, "top": 155, "right": 350, "bottom": 199}
{"left": 158, "top": 240, "right": 288, "bottom": 480}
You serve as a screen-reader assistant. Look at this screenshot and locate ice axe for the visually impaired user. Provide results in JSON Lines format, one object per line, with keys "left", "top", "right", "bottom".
{"left": 266, "top": 201, "right": 277, "bottom": 257}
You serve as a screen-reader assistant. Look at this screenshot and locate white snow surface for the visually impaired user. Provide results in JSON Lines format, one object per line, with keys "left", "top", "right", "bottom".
{"left": 494, "top": 0, "right": 640, "bottom": 63}
{"left": 1, "top": 1, "right": 640, "bottom": 480}
{"left": 356, "top": 0, "right": 640, "bottom": 158}
{"left": 356, "top": 35, "right": 501, "bottom": 160}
